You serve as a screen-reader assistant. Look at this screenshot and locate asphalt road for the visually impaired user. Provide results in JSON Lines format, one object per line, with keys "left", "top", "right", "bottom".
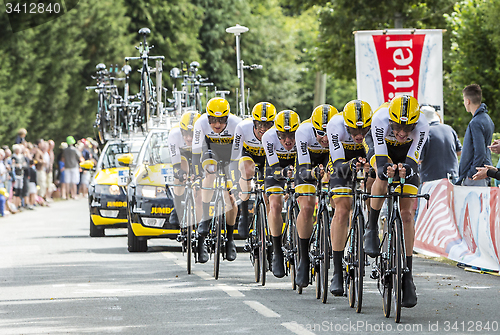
{"left": 0, "top": 198, "right": 499, "bottom": 335}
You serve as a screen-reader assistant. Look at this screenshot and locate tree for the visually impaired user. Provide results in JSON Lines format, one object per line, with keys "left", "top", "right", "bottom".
{"left": 444, "top": 0, "right": 500, "bottom": 134}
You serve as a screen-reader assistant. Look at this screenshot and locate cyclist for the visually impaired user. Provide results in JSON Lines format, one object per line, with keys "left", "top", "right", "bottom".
{"left": 192, "top": 97, "right": 242, "bottom": 263}
{"left": 262, "top": 110, "right": 300, "bottom": 278}
{"left": 365, "top": 95, "right": 429, "bottom": 308}
{"left": 167, "top": 111, "right": 201, "bottom": 226}
{"left": 327, "top": 99, "right": 374, "bottom": 295}
{"left": 230, "top": 102, "right": 276, "bottom": 238}
{"left": 294, "top": 104, "right": 338, "bottom": 288}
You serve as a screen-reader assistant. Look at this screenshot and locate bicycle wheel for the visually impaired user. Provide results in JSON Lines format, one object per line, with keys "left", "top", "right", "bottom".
{"left": 213, "top": 197, "right": 224, "bottom": 280}
{"left": 257, "top": 201, "right": 267, "bottom": 286}
{"left": 185, "top": 195, "right": 194, "bottom": 275}
{"left": 393, "top": 216, "right": 403, "bottom": 323}
{"left": 355, "top": 212, "right": 365, "bottom": 313}
{"left": 140, "top": 70, "right": 150, "bottom": 131}
{"left": 320, "top": 208, "right": 330, "bottom": 303}
{"left": 347, "top": 225, "right": 356, "bottom": 308}
{"left": 251, "top": 213, "right": 260, "bottom": 283}
{"left": 291, "top": 206, "right": 302, "bottom": 294}
{"left": 382, "top": 220, "right": 393, "bottom": 318}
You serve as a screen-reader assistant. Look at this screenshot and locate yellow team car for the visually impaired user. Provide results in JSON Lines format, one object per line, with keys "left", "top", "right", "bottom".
{"left": 86, "top": 138, "right": 144, "bottom": 237}
{"left": 126, "top": 128, "right": 177, "bottom": 252}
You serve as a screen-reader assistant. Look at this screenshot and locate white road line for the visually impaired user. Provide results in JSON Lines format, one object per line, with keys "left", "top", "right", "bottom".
{"left": 282, "top": 322, "right": 317, "bottom": 335}
{"left": 218, "top": 284, "right": 245, "bottom": 297}
{"left": 193, "top": 270, "right": 213, "bottom": 280}
{"left": 243, "top": 300, "right": 280, "bottom": 318}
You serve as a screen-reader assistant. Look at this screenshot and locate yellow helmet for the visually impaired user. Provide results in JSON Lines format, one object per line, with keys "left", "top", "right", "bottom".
{"left": 389, "top": 95, "right": 420, "bottom": 125}
{"left": 275, "top": 110, "right": 300, "bottom": 132}
{"left": 180, "top": 112, "right": 201, "bottom": 131}
{"left": 343, "top": 100, "right": 373, "bottom": 129}
{"left": 206, "top": 97, "right": 230, "bottom": 117}
{"left": 252, "top": 102, "right": 277, "bottom": 122}
{"left": 311, "top": 104, "right": 338, "bottom": 131}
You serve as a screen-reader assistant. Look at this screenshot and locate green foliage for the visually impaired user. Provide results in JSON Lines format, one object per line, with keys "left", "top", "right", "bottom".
{"left": 444, "top": 0, "right": 500, "bottom": 135}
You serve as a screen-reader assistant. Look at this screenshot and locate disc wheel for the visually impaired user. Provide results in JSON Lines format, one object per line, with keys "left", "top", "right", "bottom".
{"left": 319, "top": 208, "right": 330, "bottom": 303}
{"left": 393, "top": 217, "right": 403, "bottom": 323}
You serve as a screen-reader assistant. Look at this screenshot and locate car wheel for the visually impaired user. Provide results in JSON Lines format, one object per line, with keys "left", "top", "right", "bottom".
{"left": 90, "top": 216, "right": 105, "bottom": 237}
{"left": 127, "top": 220, "right": 147, "bottom": 252}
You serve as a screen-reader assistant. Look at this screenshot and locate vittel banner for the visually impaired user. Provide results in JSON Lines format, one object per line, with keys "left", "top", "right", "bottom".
{"left": 355, "top": 29, "right": 443, "bottom": 114}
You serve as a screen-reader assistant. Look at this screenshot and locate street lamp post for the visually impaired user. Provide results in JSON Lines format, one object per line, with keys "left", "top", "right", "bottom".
{"left": 226, "top": 24, "right": 249, "bottom": 117}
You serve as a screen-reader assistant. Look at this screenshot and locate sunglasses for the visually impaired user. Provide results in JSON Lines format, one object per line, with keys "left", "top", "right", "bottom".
{"left": 346, "top": 126, "right": 370, "bottom": 137}
{"left": 253, "top": 120, "right": 274, "bottom": 130}
{"left": 313, "top": 128, "right": 327, "bottom": 137}
{"left": 208, "top": 115, "right": 228, "bottom": 124}
{"left": 277, "top": 131, "right": 295, "bottom": 140}
{"left": 389, "top": 121, "right": 415, "bottom": 133}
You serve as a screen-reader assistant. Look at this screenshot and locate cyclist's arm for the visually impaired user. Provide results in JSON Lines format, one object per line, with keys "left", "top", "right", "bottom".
{"left": 405, "top": 119, "right": 429, "bottom": 179}
{"left": 296, "top": 124, "right": 314, "bottom": 181}
{"left": 262, "top": 130, "right": 284, "bottom": 178}
{"left": 192, "top": 119, "right": 204, "bottom": 178}
{"left": 328, "top": 116, "right": 352, "bottom": 176}
{"left": 371, "top": 110, "right": 391, "bottom": 180}
{"left": 229, "top": 123, "right": 245, "bottom": 184}
{"left": 168, "top": 129, "right": 186, "bottom": 180}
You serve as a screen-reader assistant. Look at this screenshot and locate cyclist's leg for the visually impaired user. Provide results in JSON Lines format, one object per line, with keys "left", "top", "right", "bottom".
{"left": 265, "top": 162, "right": 287, "bottom": 277}
{"left": 365, "top": 156, "right": 391, "bottom": 257}
{"left": 237, "top": 156, "right": 256, "bottom": 238}
{"left": 197, "top": 152, "right": 217, "bottom": 263}
{"left": 224, "top": 189, "right": 238, "bottom": 261}
{"left": 329, "top": 172, "right": 352, "bottom": 295}
{"left": 399, "top": 176, "right": 419, "bottom": 308}
{"left": 295, "top": 166, "right": 316, "bottom": 287}
{"left": 170, "top": 157, "right": 189, "bottom": 226}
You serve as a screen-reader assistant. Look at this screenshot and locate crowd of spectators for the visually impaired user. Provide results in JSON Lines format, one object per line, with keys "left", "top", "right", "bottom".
{"left": 0, "top": 128, "right": 98, "bottom": 217}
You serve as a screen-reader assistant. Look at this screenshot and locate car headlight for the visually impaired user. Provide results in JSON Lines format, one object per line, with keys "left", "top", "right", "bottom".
{"left": 136, "top": 185, "right": 168, "bottom": 198}
{"left": 95, "top": 184, "right": 121, "bottom": 195}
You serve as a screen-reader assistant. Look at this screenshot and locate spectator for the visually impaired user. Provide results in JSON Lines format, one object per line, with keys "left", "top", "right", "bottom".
{"left": 419, "top": 106, "right": 462, "bottom": 183}
{"left": 58, "top": 142, "right": 68, "bottom": 199}
{"left": 457, "top": 84, "right": 495, "bottom": 186}
{"left": 473, "top": 164, "right": 500, "bottom": 181}
{"left": 27, "top": 160, "right": 37, "bottom": 210}
{"left": 15, "top": 128, "right": 27, "bottom": 145}
{"left": 46, "top": 140, "right": 55, "bottom": 201}
{"left": 0, "top": 149, "right": 7, "bottom": 216}
{"left": 34, "top": 140, "right": 48, "bottom": 202}
{"left": 78, "top": 140, "right": 91, "bottom": 197}
{"left": 488, "top": 139, "right": 500, "bottom": 154}
{"left": 11, "top": 144, "right": 25, "bottom": 209}
{"left": 63, "top": 136, "right": 82, "bottom": 199}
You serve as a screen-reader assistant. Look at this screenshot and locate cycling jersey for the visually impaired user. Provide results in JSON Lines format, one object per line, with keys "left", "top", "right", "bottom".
{"left": 229, "top": 118, "right": 266, "bottom": 182}
{"left": 295, "top": 119, "right": 330, "bottom": 194}
{"left": 370, "top": 105, "right": 429, "bottom": 193}
{"left": 192, "top": 113, "right": 241, "bottom": 177}
{"left": 262, "top": 127, "right": 297, "bottom": 193}
{"left": 168, "top": 126, "right": 192, "bottom": 175}
{"left": 327, "top": 113, "right": 373, "bottom": 196}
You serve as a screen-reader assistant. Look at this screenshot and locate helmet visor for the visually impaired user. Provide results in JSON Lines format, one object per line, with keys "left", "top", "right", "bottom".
{"left": 389, "top": 121, "right": 415, "bottom": 134}
{"left": 346, "top": 126, "right": 370, "bottom": 137}
{"left": 253, "top": 120, "right": 274, "bottom": 130}
{"left": 208, "top": 115, "right": 228, "bottom": 125}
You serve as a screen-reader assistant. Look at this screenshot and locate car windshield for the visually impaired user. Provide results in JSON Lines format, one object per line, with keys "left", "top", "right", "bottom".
{"left": 140, "top": 131, "right": 171, "bottom": 165}
{"left": 99, "top": 141, "right": 143, "bottom": 170}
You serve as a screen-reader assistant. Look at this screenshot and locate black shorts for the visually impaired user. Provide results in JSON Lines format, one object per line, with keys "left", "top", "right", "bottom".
{"left": 330, "top": 148, "right": 366, "bottom": 198}
{"left": 370, "top": 141, "right": 419, "bottom": 194}
{"left": 240, "top": 150, "right": 266, "bottom": 181}
{"left": 295, "top": 152, "right": 330, "bottom": 194}
{"left": 264, "top": 158, "right": 295, "bottom": 194}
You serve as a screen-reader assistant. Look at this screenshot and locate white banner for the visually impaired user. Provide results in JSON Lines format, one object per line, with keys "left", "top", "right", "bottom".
{"left": 355, "top": 29, "right": 443, "bottom": 115}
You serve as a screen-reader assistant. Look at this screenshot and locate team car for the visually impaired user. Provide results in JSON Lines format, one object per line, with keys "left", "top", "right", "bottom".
{"left": 85, "top": 137, "right": 144, "bottom": 237}
{"left": 125, "top": 128, "right": 177, "bottom": 252}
